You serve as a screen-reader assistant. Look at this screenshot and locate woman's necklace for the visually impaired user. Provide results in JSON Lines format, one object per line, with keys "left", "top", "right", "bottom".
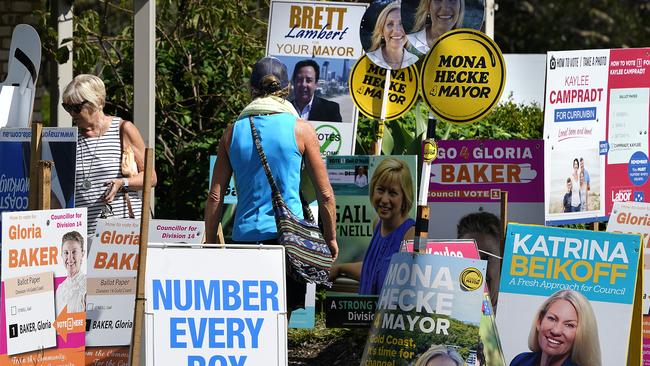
{"left": 80, "top": 119, "right": 107, "bottom": 190}
{"left": 382, "top": 48, "right": 405, "bottom": 70}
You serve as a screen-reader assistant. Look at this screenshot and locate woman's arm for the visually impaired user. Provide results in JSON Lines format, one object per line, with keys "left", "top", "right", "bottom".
{"left": 104, "top": 120, "right": 158, "bottom": 202}
{"left": 204, "top": 125, "right": 234, "bottom": 244}
{"left": 296, "top": 119, "right": 338, "bottom": 260}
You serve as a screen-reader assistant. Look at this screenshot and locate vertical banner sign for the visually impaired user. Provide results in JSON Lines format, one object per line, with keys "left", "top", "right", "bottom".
{"left": 0, "top": 128, "right": 78, "bottom": 237}
{"left": 349, "top": 55, "right": 419, "bottom": 120}
{"left": 1, "top": 208, "right": 87, "bottom": 365}
{"left": 497, "top": 223, "right": 640, "bottom": 366}
{"left": 361, "top": 253, "right": 486, "bottom": 365}
{"left": 145, "top": 245, "right": 287, "bottom": 366}
{"left": 402, "top": 240, "right": 506, "bottom": 366}
{"left": 85, "top": 219, "right": 205, "bottom": 364}
{"left": 266, "top": 0, "right": 368, "bottom": 156}
{"left": 427, "top": 139, "right": 544, "bottom": 239}
{"left": 606, "top": 201, "right": 650, "bottom": 365}
{"left": 605, "top": 49, "right": 650, "bottom": 217}
{"left": 420, "top": 29, "right": 505, "bottom": 124}
{"left": 544, "top": 47, "right": 650, "bottom": 225}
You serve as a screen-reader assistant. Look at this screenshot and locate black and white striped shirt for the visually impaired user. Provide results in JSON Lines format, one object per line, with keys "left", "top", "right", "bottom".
{"left": 75, "top": 117, "right": 142, "bottom": 235}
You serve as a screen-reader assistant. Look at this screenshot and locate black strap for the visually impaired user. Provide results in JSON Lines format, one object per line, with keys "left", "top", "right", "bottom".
{"left": 14, "top": 48, "right": 36, "bottom": 83}
{"left": 248, "top": 116, "right": 315, "bottom": 222}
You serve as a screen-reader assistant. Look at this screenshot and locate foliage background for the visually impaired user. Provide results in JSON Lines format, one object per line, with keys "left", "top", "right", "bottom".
{"left": 36, "top": 0, "right": 648, "bottom": 220}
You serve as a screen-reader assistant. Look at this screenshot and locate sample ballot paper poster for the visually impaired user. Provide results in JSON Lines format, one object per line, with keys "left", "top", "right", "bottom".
{"left": 544, "top": 47, "right": 650, "bottom": 225}
{"left": 1, "top": 208, "right": 87, "bottom": 365}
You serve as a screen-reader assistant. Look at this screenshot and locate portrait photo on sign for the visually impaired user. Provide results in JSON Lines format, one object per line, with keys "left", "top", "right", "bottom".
{"left": 275, "top": 55, "right": 356, "bottom": 124}
{"left": 548, "top": 148, "right": 600, "bottom": 214}
{"left": 401, "top": 0, "right": 485, "bottom": 56}
{"left": 359, "top": 1, "right": 418, "bottom": 70}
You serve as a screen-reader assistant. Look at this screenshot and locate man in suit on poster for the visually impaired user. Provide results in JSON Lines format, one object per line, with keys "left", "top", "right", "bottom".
{"left": 291, "top": 59, "right": 342, "bottom": 122}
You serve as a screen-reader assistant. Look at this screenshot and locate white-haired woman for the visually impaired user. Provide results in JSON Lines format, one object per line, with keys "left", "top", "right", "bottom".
{"left": 63, "top": 74, "right": 157, "bottom": 234}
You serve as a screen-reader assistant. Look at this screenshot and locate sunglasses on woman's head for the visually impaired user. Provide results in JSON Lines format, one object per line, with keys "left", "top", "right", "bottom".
{"left": 62, "top": 100, "right": 89, "bottom": 114}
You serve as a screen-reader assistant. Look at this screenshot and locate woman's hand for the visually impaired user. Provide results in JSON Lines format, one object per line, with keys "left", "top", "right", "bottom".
{"left": 328, "top": 239, "right": 339, "bottom": 262}
{"left": 102, "top": 179, "right": 123, "bottom": 203}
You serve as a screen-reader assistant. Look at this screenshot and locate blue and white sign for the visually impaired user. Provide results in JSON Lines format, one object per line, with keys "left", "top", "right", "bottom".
{"left": 145, "top": 244, "right": 287, "bottom": 366}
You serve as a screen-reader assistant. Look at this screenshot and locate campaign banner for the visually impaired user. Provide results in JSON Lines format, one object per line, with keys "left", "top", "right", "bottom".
{"left": 266, "top": 0, "right": 368, "bottom": 154}
{"left": 361, "top": 253, "right": 486, "bottom": 365}
{"left": 145, "top": 245, "right": 287, "bottom": 366}
{"left": 85, "top": 219, "right": 205, "bottom": 365}
{"left": 497, "top": 223, "right": 641, "bottom": 365}
{"left": 606, "top": 201, "right": 650, "bottom": 365}
{"left": 605, "top": 48, "right": 650, "bottom": 218}
{"left": 428, "top": 140, "right": 544, "bottom": 238}
{"left": 0, "top": 128, "right": 77, "bottom": 238}
{"left": 1, "top": 208, "right": 87, "bottom": 365}
{"left": 544, "top": 48, "right": 650, "bottom": 225}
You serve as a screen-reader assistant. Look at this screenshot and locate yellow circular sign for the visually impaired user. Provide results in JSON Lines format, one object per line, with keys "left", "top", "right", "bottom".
{"left": 420, "top": 29, "right": 505, "bottom": 124}
{"left": 460, "top": 267, "right": 484, "bottom": 291}
{"left": 423, "top": 139, "right": 438, "bottom": 163}
{"left": 350, "top": 54, "right": 419, "bottom": 121}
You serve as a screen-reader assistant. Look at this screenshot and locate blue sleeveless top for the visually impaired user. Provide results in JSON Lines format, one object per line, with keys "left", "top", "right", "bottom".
{"left": 229, "top": 113, "right": 303, "bottom": 241}
{"left": 359, "top": 218, "right": 415, "bottom": 295}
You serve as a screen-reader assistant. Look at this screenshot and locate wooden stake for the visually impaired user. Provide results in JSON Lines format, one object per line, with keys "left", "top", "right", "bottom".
{"left": 28, "top": 122, "right": 42, "bottom": 210}
{"left": 499, "top": 191, "right": 508, "bottom": 257}
{"left": 129, "top": 148, "right": 154, "bottom": 366}
{"left": 37, "top": 161, "right": 53, "bottom": 210}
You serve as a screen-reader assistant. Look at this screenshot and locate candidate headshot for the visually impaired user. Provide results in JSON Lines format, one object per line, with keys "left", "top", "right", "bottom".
{"left": 291, "top": 59, "right": 342, "bottom": 122}
{"left": 366, "top": 1, "right": 419, "bottom": 70}
{"left": 510, "top": 289, "right": 601, "bottom": 366}
{"left": 407, "top": 0, "right": 465, "bottom": 55}
{"left": 55, "top": 230, "right": 87, "bottom": 314}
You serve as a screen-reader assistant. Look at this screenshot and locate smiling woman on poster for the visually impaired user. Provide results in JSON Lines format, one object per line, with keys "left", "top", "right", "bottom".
{"left": 510, "top": 289, "right": 601, "bottom": 366}
{"left": 366, "top": 2, "right": 419, "bottom": 70}
{"left": 407, "top": 0, "right": 464, "bottom": 55}
{"left": 55, "top": 231, "right": 86, "bottom": 315}
{"left": 330, "top": 157, "right": 415, "bottom": 294}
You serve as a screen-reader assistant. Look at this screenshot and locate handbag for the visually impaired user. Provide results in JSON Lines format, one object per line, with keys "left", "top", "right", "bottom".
{"left": 249, "top": 116, "right": 333, "bottom": 286}
{"left": 119, "top": 120, "right": 139, "bottom": 178}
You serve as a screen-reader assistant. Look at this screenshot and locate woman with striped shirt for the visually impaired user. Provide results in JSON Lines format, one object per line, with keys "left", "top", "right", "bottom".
{"left": 62, "top": 74, "right": 156, "bottom": 234}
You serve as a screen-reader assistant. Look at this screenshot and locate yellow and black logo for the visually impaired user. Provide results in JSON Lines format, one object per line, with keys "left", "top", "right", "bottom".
{"left": 423, "top": 139, "right": 438, "bottom": 163}
{"left": 421, "top": 29, "right": 505, "bottom": 124}
{"left": 460, "top": 267, "right": 484, "bottom": 291}
{"left": 350, "top": 55, "right": 419, "bottom": 120}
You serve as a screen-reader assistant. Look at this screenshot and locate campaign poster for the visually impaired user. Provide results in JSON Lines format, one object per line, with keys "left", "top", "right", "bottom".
{"left": 606, "top": 201, "right": 650, "bottom": 365}
{"left": 266, "top": 0, "right": 368, "bottom": 156}
{"left": 604, "top": 48, "right": 650, "bottom": 218}
{"left": 427, "top": 140, "right": 544, "bottom": 238}
{"left": 403, "top": 240, "right": 506, "bottom": 366}
{"left": 0, "top": 128, "right": 77, "bottom": 239}
{"left": 361, "top": 253, "right": 486, "bottom": 366}
{"left": 544, "top": 48, "right": 650, "bottom": 225}
{"left": 1, "top": 208, "right": 87, "bottom": 365}
{"left": 85, "top": 219, "right": 205, "bottom": 364}
{"left": 144, "top": 245, "right": 287, "bottom": 366}
{"left": 497, "top": 223, "right": 640, "bottom": 365}
{"left": 328, "top": 155, "right": 417, "bottom": 265}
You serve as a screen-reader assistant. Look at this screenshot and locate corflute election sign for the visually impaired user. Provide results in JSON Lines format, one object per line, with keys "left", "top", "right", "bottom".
{"left": 420, "top": 29, "right": 505, "bottom": 124}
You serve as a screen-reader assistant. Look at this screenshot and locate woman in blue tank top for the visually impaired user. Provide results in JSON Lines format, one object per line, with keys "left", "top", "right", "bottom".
{"left": 330, "top": 157, "right": 415, "bottom": 295}
{"left": 205, "top": 57, "right": 339, "bottom": 314}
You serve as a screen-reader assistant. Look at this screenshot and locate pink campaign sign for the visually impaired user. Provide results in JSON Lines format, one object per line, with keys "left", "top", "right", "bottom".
{"left": 428, "top": 140, "right": 544, "bottom": 203}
